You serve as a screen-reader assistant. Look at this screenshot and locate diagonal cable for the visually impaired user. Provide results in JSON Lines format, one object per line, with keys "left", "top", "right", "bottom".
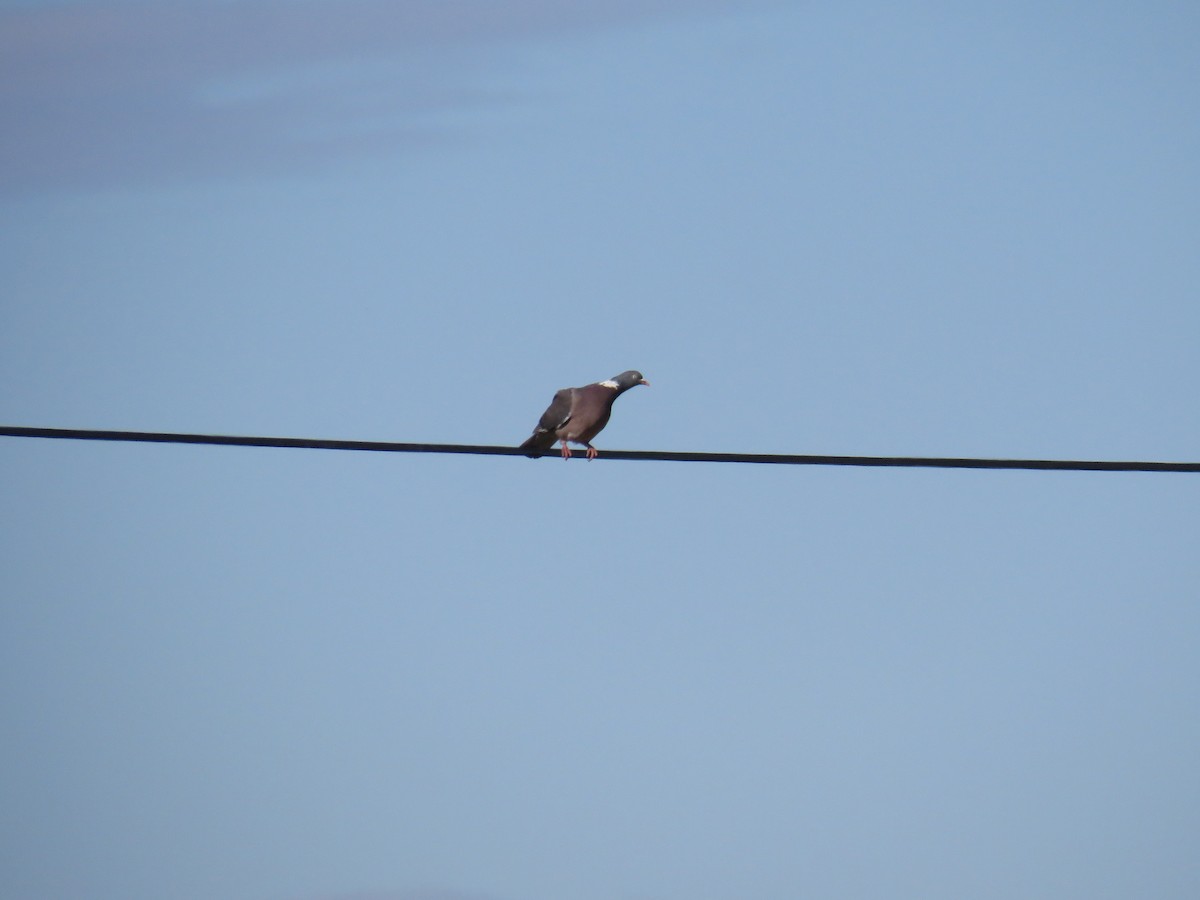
{"left": 2, "top": 425, "right": 1197, "bottom": 472}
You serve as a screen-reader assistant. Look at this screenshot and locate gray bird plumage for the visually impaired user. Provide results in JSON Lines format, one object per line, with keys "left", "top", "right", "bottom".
{"left": 520, "top": 370, "right": 648, "bottom": 460}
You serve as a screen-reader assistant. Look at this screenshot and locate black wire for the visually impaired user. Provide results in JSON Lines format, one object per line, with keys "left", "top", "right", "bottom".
{"left": 2, "top": 425, "right": 1196, "bottom": 472}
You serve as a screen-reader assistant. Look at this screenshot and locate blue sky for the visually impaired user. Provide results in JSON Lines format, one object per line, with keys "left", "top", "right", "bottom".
{"left": 2, "top": 2, "right": 1198, "bottom": 899}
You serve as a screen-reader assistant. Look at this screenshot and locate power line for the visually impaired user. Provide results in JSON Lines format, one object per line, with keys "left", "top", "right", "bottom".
{"left": 2, "top": 424, "right": 1196, "bottom": 473}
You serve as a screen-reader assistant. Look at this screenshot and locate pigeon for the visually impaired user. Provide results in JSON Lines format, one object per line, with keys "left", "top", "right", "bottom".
{"left": 520, "top": 370, "right": 649, "bottom": 460}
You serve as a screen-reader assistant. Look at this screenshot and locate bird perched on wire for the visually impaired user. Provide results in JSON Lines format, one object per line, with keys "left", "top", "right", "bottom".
{"left": 520, "top": 370, "right": 649, "bottom": 460}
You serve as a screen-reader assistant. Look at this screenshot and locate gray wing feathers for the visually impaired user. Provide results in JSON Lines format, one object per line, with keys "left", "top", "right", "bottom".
{"left": 535, "top": 389, "right": 574, "bottom": 433}
{"left": 519, "top": 388, "right": 574, "bottom": 455}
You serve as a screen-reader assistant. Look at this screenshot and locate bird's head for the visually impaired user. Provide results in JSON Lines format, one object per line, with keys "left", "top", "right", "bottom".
{"left": 606, "top": 370, "right": 649, "bottom": 392}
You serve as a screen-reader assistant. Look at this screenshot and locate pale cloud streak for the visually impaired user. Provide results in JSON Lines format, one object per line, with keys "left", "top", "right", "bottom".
{"left": 1, "top": 0, "right": 746, "bottom": 194}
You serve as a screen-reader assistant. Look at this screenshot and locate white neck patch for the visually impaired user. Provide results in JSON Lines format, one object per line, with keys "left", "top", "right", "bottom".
{"left": 598, "top": 380, "right": 619, "bottom": 389}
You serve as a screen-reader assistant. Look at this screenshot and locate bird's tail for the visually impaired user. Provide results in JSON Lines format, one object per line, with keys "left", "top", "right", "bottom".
{"left": 520, "top": 430, "right": 556, "bottom": 458}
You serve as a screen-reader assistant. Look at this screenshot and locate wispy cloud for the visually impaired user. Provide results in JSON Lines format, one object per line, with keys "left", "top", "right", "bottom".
{"left": 296, "top": 889, "right": 509, "bottom": 900}
{"left": 1, "top": 0, "right": 744, "bottom": 194}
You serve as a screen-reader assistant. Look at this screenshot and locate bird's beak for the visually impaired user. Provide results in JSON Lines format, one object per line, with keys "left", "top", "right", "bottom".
{"left": 639, "top": 379, "right": 650, "bottom": 386}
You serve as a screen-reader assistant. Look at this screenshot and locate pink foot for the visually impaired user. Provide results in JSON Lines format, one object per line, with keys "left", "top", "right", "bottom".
{"left": 560, "top": 440, "right": 571, "bottom": 460}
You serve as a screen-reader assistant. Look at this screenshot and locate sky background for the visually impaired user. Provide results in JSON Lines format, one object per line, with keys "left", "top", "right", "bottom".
{"left": 2, "top": 2, "right": 1199, "bottom": 898}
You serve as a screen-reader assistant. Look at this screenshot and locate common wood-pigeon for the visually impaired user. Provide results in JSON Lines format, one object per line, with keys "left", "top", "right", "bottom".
{"left": 520, "top": 370, "right": 649, "bottom": 460}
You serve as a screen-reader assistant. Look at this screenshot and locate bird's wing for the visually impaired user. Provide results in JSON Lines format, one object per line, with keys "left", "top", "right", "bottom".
{"left": 519, "top": 388, "right": 575, "bottom": 456}
{"left": 534, "top": 388, "right": 574, "bottom": 434}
